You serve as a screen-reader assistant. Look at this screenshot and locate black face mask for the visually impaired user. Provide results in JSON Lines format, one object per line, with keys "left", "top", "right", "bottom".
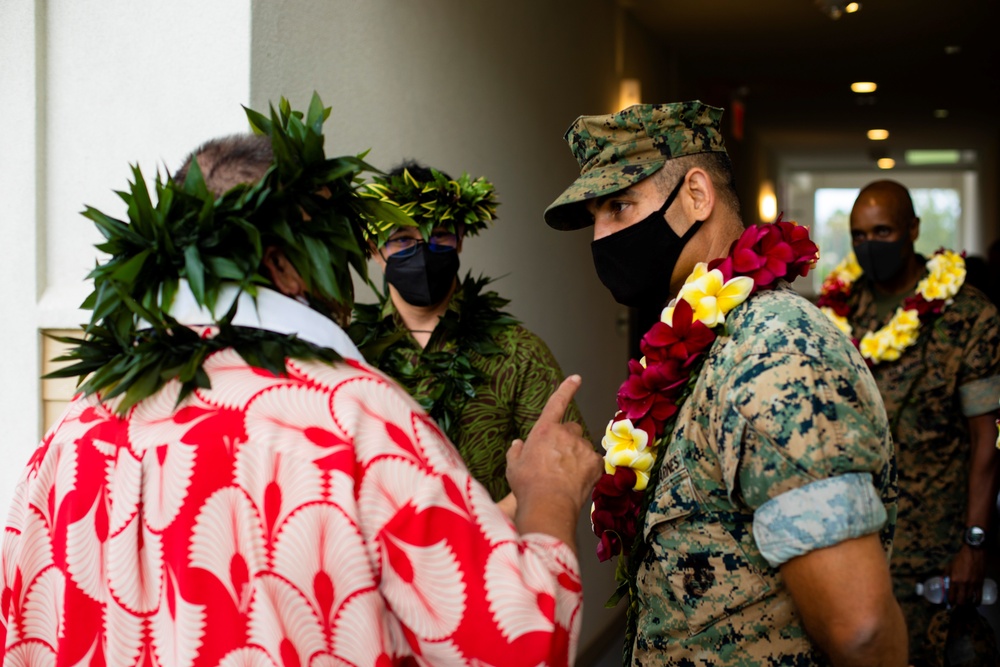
{"left": 385, "top": 245, "right": 460, "bottom": 307}
{"left": 591, "top": 179, "right": 704, "bottom": 308}
{"left": 854, "top": 239, "right": 908, "bottom": 283}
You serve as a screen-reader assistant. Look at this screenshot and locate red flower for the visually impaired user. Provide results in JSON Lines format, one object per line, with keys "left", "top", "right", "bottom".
{"left": 816, "top": 277, "right": 852, "bottom": 317}
{"left": 903, "top": 294, "right": 943, "bottom": 317}
{"left": 746, "top": 225, "right": 795, "bottom": 290}
{"left": 775, "top": 216, "right": 819, "bottom": 278}
{"left": 592, "top": 468, "right": 645, "bottom": 561}
{"left": 711, "top": 225, "right": 764, "bottom": 279}
{"left": 714, "top": 219, "right": 818, "bottom": 292}
{"left": 617, "top": 357, "right": 686, "bottom": 423}
{"left": 641, "top": 300, "right": 717, "bottom": 364}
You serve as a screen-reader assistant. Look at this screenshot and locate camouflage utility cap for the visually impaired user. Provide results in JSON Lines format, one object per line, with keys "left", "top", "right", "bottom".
{"left": 544, "top": 101, "right": 727, "bottom": 230}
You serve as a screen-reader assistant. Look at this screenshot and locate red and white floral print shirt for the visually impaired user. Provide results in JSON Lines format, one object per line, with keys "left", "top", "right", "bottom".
{"left": 1, "top": 339, "right": 582, "bottom": 667}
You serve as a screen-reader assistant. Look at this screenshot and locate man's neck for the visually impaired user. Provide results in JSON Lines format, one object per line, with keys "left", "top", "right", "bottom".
{"left": 669, "top": 216, "right": 744, "bottom": 296}
{"left": 873, "top": 254, "right": 923, "bottom": 296}
{"left": 389, "top": 280, "right": 457, "bottom": 349}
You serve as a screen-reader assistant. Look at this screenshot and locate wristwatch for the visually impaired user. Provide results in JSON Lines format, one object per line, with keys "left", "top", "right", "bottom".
{"left": 964, "top": 525, "right": 987, "bottom": 548}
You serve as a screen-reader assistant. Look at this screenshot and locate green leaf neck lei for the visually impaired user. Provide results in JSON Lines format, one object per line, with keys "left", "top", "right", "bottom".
{"left": 348, "top": 273, "right": 518, "bottom": 440}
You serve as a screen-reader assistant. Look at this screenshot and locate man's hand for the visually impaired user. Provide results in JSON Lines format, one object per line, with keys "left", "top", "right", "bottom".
{"left": 945, "top": 545, "right": 987, "bottom": 606}
{"left": 506, "top": 375, "right": 603, "bottom": 553}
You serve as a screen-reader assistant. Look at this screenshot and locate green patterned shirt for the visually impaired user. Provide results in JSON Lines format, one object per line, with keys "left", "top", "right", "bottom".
{"left": 633, "top": 284, "right": 896, "bottom": 665}
{"left": 355, "top": 296, "right": 588, "bottom": 501}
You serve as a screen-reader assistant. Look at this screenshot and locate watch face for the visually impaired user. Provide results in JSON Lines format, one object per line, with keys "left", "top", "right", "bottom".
{"left": 965, "top": 526, "right": 987, "bottom": 547}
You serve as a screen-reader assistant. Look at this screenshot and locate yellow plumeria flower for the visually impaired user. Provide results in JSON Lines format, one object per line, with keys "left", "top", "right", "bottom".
{"left": 893, "top": 308, "right": 920, "bottom": 332}
{"left": 827, "top": 252, "right": 863, "bottom": 284}
{"left": 859, "top": 330, "right": 889, "bottom": 361}
{"left": 919, "top": 252, "right": 965, "bottom": 301}
{"left": 887, "top": 321, "right": 917, "bottom": 350}
{"left": 601, "top": 418, "right": 656, "bottom": 491}
{"left": 661, "top": 299, "right": 677, "bottom": 326}
{"left": 684, "top": 262, "right": 711, "bottom": 285}
{"left": 677, "top": 269, "right": 754, "bottom": 327}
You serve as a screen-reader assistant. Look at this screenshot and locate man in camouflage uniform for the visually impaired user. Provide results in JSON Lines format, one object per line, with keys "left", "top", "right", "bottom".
{"left": 845, "top": 180, "right": 1000, "bottom": 666}
{"left": 545, "top": 102, "right": 907, "bottom": 664}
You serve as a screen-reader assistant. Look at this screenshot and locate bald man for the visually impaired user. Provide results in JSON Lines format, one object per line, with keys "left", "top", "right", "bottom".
{"left": 842, "top": 180, "right": 1000, "bottom": 664}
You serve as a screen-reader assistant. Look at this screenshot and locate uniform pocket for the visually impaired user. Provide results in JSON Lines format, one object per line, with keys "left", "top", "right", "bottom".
{"left": 643, "top": 450, "right": 770, "bottom": 637}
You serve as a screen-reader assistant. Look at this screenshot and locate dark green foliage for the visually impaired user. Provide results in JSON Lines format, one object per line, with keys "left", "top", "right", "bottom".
{"left": 361, "top": 168, "right": 499, "bottom": 242}
{"left": 348, "top": 273, "right": 516, "bottom": 439}
{"left": 49, "top": 93, "right": 411, "bottom": 413}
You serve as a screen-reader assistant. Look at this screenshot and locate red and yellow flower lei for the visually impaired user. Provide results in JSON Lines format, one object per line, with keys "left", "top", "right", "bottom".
{"left": 817, "top": 249, "right": 966, "bottom": 365}
{"left": 590, "top": 218, "right": 819, "bottom": 620}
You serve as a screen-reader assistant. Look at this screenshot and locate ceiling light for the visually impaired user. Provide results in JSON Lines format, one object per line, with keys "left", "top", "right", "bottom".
{"left": 845, "top": 2, "right": 860, "bottom": 12}
{"left": 933, "top": 109, "right": 949, "bottom": 119}
{"left": 867, "top": 129, "right": 889, "bottom": 140}
{"left": 758, "top": 180, "right": 777, "bottom": 223}
{"left": 944, "top": 45, "right": 961, "bottom": 55}
{"left": 877, "top": 158, "right": 895, "bottom": 169}
{"left": 851, "top": 81, "right": 877, "bottom": 93}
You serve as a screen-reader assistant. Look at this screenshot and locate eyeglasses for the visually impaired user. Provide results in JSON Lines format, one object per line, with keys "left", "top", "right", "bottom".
{"left": 383, "top": 232, "right": 458, "bottom": 258}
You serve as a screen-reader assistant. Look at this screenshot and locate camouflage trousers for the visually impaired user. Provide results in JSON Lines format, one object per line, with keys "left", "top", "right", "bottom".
{"left": 894, "top": 575, "right": 999, "bottom": 666}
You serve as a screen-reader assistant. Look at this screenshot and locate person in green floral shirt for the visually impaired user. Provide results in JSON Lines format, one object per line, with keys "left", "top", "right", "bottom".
{"left": 350, "top": 161, "right": 588, "bottom": 502}
{"left": 832, "top": 180, "right": 1000, "bottom": 665}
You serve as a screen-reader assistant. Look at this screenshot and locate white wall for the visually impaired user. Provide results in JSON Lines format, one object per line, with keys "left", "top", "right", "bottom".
{"left": 0, "top": 0, "right": 252, "bottom": 509}
{"left": 250, "top": 0, "right": 634, "bottom": 654}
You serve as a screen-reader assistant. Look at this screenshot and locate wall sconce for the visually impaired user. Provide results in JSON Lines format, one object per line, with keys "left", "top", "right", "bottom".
{"left": 758, "top": 180, "right": 778, "bottom": 222}
{"left": 619, "top": 78, "right": 642, "bottom": 110}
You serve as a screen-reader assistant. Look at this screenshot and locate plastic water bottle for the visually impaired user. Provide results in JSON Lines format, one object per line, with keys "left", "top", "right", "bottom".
{"left": 915, "top": 576, "right": 997, "bottom": 605}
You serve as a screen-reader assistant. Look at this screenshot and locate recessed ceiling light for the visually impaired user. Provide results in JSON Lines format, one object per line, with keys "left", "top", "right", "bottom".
{"left": 933, "top": 109, "right": 949, "bottom": 119}
{"left": 851, "top": 81, "right": 877, "bottom": 93}
{"left": 845, "top": 2, "right": 861, "bottom": 12}
{"left": 877, "top": 158, "right": 896, "bottom": 169}
{"left": 867, "top": 129, "right": 889, "bottom": 140}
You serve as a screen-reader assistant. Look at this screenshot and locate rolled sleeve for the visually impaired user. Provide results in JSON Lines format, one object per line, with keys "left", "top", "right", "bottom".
{"left": 753, "top": 472, "right": 887, "bottom": 567}
{"left": 959, "top": 376, "right": 1000, "bottom": 417}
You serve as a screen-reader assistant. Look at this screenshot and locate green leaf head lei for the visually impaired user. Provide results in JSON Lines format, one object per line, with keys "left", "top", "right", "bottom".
{"left": 360, "top": 164, "right": 499, "bottom": 245}
{"left": 47, "top": 93, "right": 414, "bottom": 414}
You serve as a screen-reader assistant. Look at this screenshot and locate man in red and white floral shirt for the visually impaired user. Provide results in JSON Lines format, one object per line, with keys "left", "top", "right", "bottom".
{"left": 1, "top": 103, "right": 601, "bottom": 667}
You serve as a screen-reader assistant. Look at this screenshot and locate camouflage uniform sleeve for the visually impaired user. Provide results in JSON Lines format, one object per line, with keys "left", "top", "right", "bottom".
{"left": 724, "top": 351, "right": 892, "bottom": 567}
{"left": 957, "top": 300, "right": 1000, "bottom": 417}
{"left": 509, "top": 326, "right": 590, "bottom": 442}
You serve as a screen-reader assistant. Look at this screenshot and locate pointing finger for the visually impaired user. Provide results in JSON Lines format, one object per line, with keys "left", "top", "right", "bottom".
{"left": 536, "top": 375, "right": 582, "bottom": 426}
